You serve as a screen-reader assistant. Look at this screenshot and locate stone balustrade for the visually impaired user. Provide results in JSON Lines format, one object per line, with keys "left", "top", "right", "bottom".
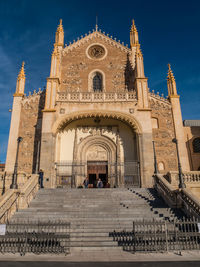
{"left": 154, "top": 174, "right": 178, "bottom": 208}
{"left": 182, "top": 172, "right": 200, "bottom": 183}
{"left": 57, "top": 91, "right": 137, "bottom": 103}
{"left": 154, "top": 173, "right": 200, "bottom": 220}
{"left": 178, "top": 188, "right": 200, "bottom": 219}
{"left": 0, "top": 189, "right": 19, "bottom": 223}
{"left": 166, "top": 171, "right": 200, "bottom": 186}
{"left": 0, "top": 174, "right": 39, "bottom": 223}
{"left": 18, "top": 174, "right": 39, "bottom": 210}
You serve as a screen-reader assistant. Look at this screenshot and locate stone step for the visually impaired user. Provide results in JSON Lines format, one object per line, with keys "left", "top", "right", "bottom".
{"left": 69, "top": 241, "right": 118, "bottom": 247}
{"left": 12, "top": 216, "right": 160, "bottom": 221}
{"left": 70, "top": 236, "right": 113, "bottom": 241}
{"left": 10, "top": 186, "right": 185, "bottom": 252}
{"left": 71, "top": 246, "right": 122, "bottom": 252}
{"left": 14, "top": 211, "right": 157, "bottom": 218}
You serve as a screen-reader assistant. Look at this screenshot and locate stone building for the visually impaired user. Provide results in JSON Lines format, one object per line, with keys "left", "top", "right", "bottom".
{"left": 4, "top": 20, "right": 200, "bottom": 189}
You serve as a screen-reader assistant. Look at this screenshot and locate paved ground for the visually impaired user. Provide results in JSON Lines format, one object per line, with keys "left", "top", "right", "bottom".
{"left": 0, "top": 249, "right": 200, "bottom": 262}
{"left": 0, "top": 262, "right": 200, "bottom": 267}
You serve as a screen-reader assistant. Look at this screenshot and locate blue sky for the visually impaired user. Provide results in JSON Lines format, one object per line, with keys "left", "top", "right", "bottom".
{"left": 0, "top": 0, "right": 200, "bottom": 162}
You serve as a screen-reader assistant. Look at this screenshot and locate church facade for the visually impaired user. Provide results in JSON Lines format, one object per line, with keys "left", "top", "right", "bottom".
{"left": 5, "top": 20, "right": 199, "bottom": 189}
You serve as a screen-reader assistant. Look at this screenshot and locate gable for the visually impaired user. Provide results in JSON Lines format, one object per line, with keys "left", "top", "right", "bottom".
{"left": 60, "top": 32, "right": 135, "bottom": 92}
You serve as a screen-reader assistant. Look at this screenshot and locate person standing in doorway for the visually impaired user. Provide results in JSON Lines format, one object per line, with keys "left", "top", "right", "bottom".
{"left": 83, "top": 177, "right": 89, "bottom": 188}
{"left": 38, "top": 169, "right": 44, "bottom": 188}
{"left": 97, "top": 178, "right": 103, "bottom": 188}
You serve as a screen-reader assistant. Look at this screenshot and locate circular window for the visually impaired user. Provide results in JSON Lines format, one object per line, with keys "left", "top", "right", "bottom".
{"left": 87, "top": 44, "right": 107, "bottom": 60}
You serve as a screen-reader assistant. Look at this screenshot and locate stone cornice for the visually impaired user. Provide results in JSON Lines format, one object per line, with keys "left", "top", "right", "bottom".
{"left": 42, "top": 109, "right": 56, "bottom": 113}
{"left": 13, "top": 93, "right": 24, "bottom": 97}
{"left": 47, "top": 77, "right": 60, "bottom": 84}
{"left": 137, "top": 108, "right": 152, "bottom": 111}
{"left": 62, "top": 31, "right": 130, "bottom": 55}
{"left": 135, "top": 77, "right": 148, "bottom": 81}
{"left": 169, "top": 95, "right": 180, "bottom": 99}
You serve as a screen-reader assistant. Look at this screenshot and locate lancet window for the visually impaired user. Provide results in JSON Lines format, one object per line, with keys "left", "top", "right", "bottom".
{"left": 93, "top": 72, "right": 103, "bottom": 92}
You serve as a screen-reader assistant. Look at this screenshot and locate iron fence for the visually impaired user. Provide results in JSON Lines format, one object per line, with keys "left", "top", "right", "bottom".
{"left": 0, "top": 221, "right": 70, "bottom": 255}
{"left": 109, "top": 218, "right": 200, "bottom": 253}
{"left": 55, "top": 160, "right": 140, "bottom": 188}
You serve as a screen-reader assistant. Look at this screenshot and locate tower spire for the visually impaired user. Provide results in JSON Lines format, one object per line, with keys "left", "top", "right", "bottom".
{"left": 167, "top": 64, "right": 178, "bottom": 96}
{"left": 18, "top": 61, "right": 25, "bottom": 78}
{"left": 14, "top": 61, "right": 26, "bottom": 96}
{"left": 130, "top": 19, "right": 139, "bottom": 48}
{"left": 55, "top": 19, "right": 64, "bottom": 47}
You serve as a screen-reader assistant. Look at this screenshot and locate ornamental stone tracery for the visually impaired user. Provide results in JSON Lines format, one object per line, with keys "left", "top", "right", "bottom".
{"left": 88, "top": 45, "right": 105, "bottom": 59}
{"left": 86, "top": 43, "right": 108, "bottom": 61}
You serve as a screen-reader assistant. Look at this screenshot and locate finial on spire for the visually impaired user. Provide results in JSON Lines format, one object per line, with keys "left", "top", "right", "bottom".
{"left": 95, "top": 15, "right": 98, "bottom": 31}
{"left": 57, "top": 18, "right": 63, "bottom": 32}
{"left": 55, "top": 19, "right": 64, "bottom": 47}
{"left": 18, "top": 61, "right": 25, "bottom": 78}
{"left": 131, "top": 19, "right": 137, "bottom": 33}
{"left": 167, "top": 63, "right": 175, "bottom": 81}
{"left": 167, "top": 64, "right": 178, "bottom": 96}
{"left": 14, "top": 61, "right": 26, "bottom": 96}
{"left": 130, "top": 19, "right": 139, "bottom": 47}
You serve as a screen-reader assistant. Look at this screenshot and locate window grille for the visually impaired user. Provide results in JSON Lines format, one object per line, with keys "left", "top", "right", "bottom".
{"left": 93, "top": 72, "right": 102, "bottom": 91}
{"left": 193, "top": 138, "right": 200, "bottom": 153}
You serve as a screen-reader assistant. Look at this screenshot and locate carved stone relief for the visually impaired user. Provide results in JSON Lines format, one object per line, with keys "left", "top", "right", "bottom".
{"left": 86, "top": 145, "right": 108, "bottom": 161}
{"left": 88, "top": 45, "right": 105, "bottom": 59}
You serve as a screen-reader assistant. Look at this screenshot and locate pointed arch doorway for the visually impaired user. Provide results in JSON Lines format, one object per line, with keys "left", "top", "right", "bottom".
{"left": 75, "top": 135, "right": 117, "bottom": 187}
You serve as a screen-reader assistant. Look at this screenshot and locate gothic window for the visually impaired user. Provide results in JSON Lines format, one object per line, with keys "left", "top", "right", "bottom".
{"left": 151, "top": 118, "right": 159, "bottom": 129}
{"left": 193, "top": 138, "right": 200, "bottom": 153}
{"left": 93, "top": 72, "right": 103, "bottom": 92}
{"left": 158, "top": 162, "right": 165, "bottom": 171}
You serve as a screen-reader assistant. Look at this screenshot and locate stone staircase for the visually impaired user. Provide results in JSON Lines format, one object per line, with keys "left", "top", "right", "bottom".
{"left": 10, "top": 188, "right": 185, "bottom": 250}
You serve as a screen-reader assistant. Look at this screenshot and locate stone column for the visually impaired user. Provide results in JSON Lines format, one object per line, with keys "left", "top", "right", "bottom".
{"left": 72, "top": 128, "right": 78, "bottom": 188}
{"left": 138, "top": 132, "right": 154, "bottom": 188}
{"left": 40, "top": 112, "right": 56, "bottom": 188}
{"left": 5, "top": 63, "right": 25, "bottom": 174}
{"left": 116, "top": 131, "right": 121, "bottom": 187}
{"left": 5, "top": 97, "right": 23, "bottom": 174}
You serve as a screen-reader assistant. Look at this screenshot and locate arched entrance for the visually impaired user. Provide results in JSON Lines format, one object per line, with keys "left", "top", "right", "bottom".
{"left": 54, "top": 114, "right": 142, "bottom": 188}
{"left": 75, "top": 135, "right": 117, "bottom": 187}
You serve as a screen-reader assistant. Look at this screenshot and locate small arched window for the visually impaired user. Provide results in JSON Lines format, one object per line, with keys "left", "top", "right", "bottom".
{"left": 93, "top": 72, "right": 103, "bottom": 92}
{"left": 158, "top": 162, "right": 165, "bottom": 171}
{"left": 193, "top": 138, "right": 200, "bottom": 153}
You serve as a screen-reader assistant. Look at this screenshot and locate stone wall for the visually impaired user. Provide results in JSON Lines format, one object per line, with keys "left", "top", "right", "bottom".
{"left": 184, "top": 126, "right": 200, "bottom": 170}
{"left": 17, "top": 91, "right": 45, "bottom": 174}
{"left": 61, "top": 35, "right": 135, "bottom": 92}
{"left": 150, "top": 96, "right": 178, "bottom": 172}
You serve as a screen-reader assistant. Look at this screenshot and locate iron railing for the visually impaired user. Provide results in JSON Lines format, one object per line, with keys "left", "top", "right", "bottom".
{"left": 0, "top": 221, "right": 70, "bottom": 255}
{"left": 110, "top": 219, "right": 200, "bottom": 253}
{"left": 55, "top": 160, "right": 140, "bottom": 188}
